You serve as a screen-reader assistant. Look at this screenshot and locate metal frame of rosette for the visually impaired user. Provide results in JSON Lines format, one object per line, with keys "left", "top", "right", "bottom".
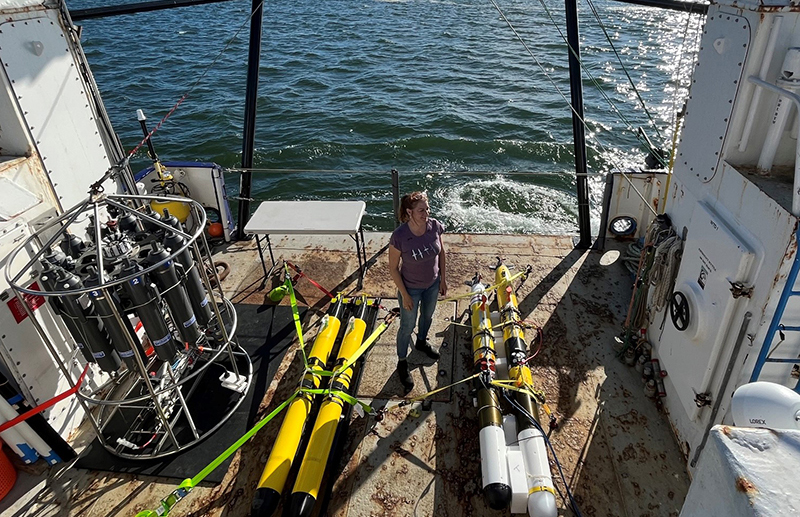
{"left": 4, "top": 192, "right": 252, "bottom": 459}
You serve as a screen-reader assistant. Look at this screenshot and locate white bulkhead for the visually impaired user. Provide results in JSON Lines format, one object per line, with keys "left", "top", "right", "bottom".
{"left": 635, "top": 0, "right": 800, "bottom": 466}
{"left": 0, "top": 0, "right": 122, "bottom": 444}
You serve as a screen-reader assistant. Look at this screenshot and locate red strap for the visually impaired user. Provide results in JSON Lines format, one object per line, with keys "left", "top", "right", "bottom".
{"left": 0, "top": 364, "right": 90, "bottom": 434}
{"left": 285, "top": 261, "right": 335, "bottom": 299}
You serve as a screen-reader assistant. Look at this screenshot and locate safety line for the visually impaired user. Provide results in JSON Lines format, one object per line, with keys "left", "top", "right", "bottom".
{"left": 534, "top": 0, "right": 664, "bottom": 162}
{"left": 95, "top": 0, "right": 267, "bottom": 190}
{"left": 285, "top": 266, "right": 310, "bottom": 373}
{"left": 136, "top": 276, "right": 393, "bottom": 516}
{"left": 126, "top": 5, "right": 259, "bottom": 159}
{"left": 300, "top": 387, "right": 374, "bottom": 415}
{"left": 440, "top": 269, "right": 528, "bottom": 303}
{"left": 135, "top": 392, "right": 299, "bottom": 517}
{"left": 398, "top": 373, "right": 480, "bottom": 406}
{"left": 332, "top": 312, "right": 397, "bottom": 376}
{"left": 662, "top": 12, "right": 701, "bottom": 211}
{"left": 585, "top": 0, "right": 664, "bottom": 144}
{"left": 286, "top": 260, "right": 335, "bottom": 299}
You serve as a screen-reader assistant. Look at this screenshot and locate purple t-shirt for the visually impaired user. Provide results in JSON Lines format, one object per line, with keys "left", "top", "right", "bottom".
{"left": 389, "top": 218, "right": 445, "bottom": 289}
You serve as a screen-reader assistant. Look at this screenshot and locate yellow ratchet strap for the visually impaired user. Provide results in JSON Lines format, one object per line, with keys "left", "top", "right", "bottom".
{"left": 134, "top": 392, "right": 299, "bottom": 516}
{"left": 300, "top": 387, "right": 374, "bottom": 414}
{"left": 398, "top": 373, "right": 480, "bottom": 407}
{"left": 285, "top": 265, "right": 310, "bottom": 372}
{"left": 440, "top": 270, "right": 527, "bottom": 303}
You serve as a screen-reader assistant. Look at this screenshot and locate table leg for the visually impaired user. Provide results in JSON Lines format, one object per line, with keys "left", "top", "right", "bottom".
{"left": 266, "top": 234, "right": 275, "bottom": 266}
{"left": 355, "top": 228, "right": 366, "bottom": 289}
{"left": 255, "top": 234, "right": 268, "bottom": 280}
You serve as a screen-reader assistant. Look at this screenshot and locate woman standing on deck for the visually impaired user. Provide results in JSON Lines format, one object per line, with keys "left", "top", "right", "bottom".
{"left": 389, "top": 191, "right": 447, "bottom": 391}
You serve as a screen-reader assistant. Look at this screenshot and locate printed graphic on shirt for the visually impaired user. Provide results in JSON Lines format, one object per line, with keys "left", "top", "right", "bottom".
{"left": 411, "top": 244, "right": 435, "bottom": 260}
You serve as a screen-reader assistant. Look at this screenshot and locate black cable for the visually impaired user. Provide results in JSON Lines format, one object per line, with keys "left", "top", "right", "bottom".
{"left": 489, "top": 378, "right": 584, "bottom": 517}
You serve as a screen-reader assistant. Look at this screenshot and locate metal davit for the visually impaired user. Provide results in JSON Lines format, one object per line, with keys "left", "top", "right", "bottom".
{"left": 4, "top": 191, "right": 252, "bottom": 459}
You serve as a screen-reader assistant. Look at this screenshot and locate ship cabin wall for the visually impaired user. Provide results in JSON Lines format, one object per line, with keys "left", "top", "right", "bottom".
{"left": 0, "top": 1, "right": 120, "bottom": 444}
{"left": 643, "top": 2, "right": 800, "bottom": 466}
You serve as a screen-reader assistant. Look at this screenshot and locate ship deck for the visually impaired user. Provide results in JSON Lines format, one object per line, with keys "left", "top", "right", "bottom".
{"left": 0, "top": 232, "right": 690, "bottom": 517}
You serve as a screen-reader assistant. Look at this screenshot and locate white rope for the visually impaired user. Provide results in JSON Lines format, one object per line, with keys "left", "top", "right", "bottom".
{"left": 650, "top": 235, "right": 682, "bottom": 314}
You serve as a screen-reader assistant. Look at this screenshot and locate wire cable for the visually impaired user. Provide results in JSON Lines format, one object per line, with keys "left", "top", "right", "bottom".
{"left": 532, "top": 0, "right": 665, "bottom": 163}
{"left": 94, "top": 0, "right": 267, "bottom": 185}
{"left": 487, "top": 0, "right": 658, "bottom": 217}
{"left": 493, "top": 380, "right": 584, "bottom": 517}
{"left": 584, "top": 0, "right": 664, "bottom": 142}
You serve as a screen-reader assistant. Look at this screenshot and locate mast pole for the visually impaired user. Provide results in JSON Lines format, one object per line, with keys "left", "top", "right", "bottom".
{"left": 565, "top": 0, "right": 592, "bottom": 249}
{"left": 236, "top": 0, "right": 265, "bottom": 240}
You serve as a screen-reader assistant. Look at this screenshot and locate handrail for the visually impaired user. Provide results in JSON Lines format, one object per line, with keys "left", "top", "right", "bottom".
{"left": 223, "top": 167, "right": 607, "bottom": 177}
{"left": 747, "top": 76, "right": 800, "bottom": 216}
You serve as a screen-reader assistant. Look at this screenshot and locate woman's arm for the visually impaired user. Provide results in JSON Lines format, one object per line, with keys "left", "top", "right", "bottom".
{"left": 438, "top": 235, "right": 447, "bottom": 296}
{"left": 389, "top": 244, "right": 412, "bottom": 309}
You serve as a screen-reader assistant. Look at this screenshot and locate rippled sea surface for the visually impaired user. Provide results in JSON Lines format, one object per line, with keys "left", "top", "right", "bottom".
{"left": 69, "top": 0, "right": 703, "bottom": 233}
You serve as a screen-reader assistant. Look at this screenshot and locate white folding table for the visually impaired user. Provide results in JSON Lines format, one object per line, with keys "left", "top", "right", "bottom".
{"left": 243, "top": 200, "right": 368, "bottom": 288}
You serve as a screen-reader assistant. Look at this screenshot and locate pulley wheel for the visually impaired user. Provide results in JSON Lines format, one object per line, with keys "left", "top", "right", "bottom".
{"left": 670, "top": 291, "right": 690, "bottom": 331}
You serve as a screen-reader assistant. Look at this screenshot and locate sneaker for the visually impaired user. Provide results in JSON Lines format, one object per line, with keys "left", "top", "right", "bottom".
{"left": 397, "top": 359, "right": 414, "bottom": 390}
{"left": 415, "top": 340, "right": 440, "bottom": 360}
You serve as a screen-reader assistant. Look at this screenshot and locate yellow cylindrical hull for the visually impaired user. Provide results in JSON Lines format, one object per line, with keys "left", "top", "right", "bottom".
{"left": 256, "top": 396, "right": 312, "bottom": 492}
{"left": 252, "top": 310, "right": 342, "bottom": 517}
{"left": 290, "top": 315, "right": 367, "bottom": 514}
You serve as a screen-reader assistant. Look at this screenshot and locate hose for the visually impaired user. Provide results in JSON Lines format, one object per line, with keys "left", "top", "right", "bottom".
{"left": 207, "top": 261, "right": 230, "bottom": 287}
{"left": 622, "top": 242, "right": 643, "bottom": 276}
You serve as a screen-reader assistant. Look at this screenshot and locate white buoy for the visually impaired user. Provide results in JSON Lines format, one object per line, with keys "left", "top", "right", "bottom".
{"left": 480, "top": 424, "right": 511, "bottom": 508}
{"left": 519, "top": 427, "right": 557, "bottom": 517}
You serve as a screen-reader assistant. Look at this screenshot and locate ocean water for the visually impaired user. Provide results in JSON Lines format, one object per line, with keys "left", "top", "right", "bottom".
{"left": 69, "top": 0, "right": 703, "bottom": 233}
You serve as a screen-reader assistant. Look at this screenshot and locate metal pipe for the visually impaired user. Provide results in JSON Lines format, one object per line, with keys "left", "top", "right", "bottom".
{"left": 564, "top": 0, "right": 592, "bottom": 248}
{"left": 192, "top": 204, "right": 239, "bottom": 376}
{"left": 92, "top": 202, "right": 105, "bottom": 276}
{"left": 137, "top": 110, "right": 160, "bottom": 163}
{"left": 690, "top": 312, "right": 752, "bottom": 468}
{"left": 235, "top": 0, "right": 265, "bottom": 240}
{"left": 738, "top": 16, "right": 782, "bottom": 153}
{"left": 747, "top": 77, "right": 800, "bottom": 216}
{"left": 594, "top": 171, "right": 615, "bottom": 250}
{"left": 70, "top": 0, "right": 238, "bottom": 21}
{"left": 7, "top": 197, "right": 90, "bottom": 286}
{"left": 76, "top": 300, "right": 239, "bottom": 406}
{"left": 8, "top": 289, "right": 105, "bottom": 443}
{"left": 751, "top": 226, "right": 800, "bottom": 382}
{"left": 607, "top": 0, "right": 706, "bottom": 14}
{"left": 166, "top": 367, "right": 200, "bottom": 440}
{"left": 391, "top": 168, "right": 400, "bottom": 229}
{"left": 104, "top": 284, "right": 180, "bottom": 453}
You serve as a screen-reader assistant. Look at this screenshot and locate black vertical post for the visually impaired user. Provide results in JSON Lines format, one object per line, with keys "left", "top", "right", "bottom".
{"left": 565, "top": 0, "right": 592, "bottom": 249}
{"left": 235, "top": 0, "right": 265, "bottom": 240}
{"left": 391, "top": 169, "right": 400, "bottom": 228}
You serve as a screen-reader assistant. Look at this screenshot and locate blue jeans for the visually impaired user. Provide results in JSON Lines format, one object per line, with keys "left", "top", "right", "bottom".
{"left": 397, "top": 277, "right": 440, "bottom": 360}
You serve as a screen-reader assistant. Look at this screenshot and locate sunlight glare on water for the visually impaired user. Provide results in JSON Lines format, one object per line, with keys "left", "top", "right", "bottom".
{"left": 69, "top": 0, "right": 703, "bottom": 233}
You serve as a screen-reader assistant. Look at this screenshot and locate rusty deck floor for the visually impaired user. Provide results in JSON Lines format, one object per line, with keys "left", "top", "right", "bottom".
{"left": 0, "top": 233, "right": 690, "bottom": 517}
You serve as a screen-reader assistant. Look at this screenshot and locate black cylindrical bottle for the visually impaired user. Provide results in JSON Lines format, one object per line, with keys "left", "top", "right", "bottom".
{"left": 161, "top": 209, "right": 181, "bottom": 231}
{"left": 163, "top": 231, "right": 214, "bottom": 327}
{"left": 85, "top": 266, "right": 146, "bottom": 370}
{"left": 119, "top": 259, "right": 177, "bottom": 362}
{"left": 118, "top": 212, "right": 138, "bottom": 234}
{"left": 145, "top": 243, "right": 202, "bottom": 346}
{"left": 39, "top": 263, "right": 95, "bottom": 364}
{"left": 56, "top": 269, "right": 121, "bottom": 373}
